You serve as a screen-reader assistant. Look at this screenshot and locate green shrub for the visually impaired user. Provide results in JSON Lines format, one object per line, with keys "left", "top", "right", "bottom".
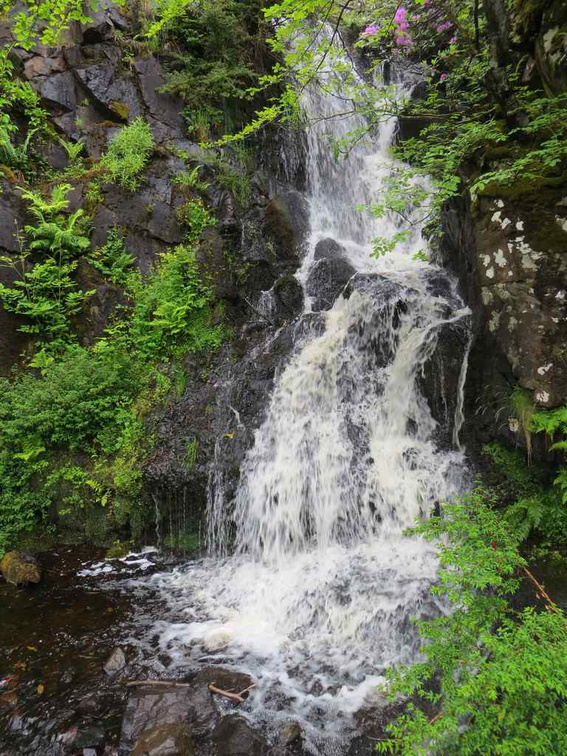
{"left": 0, "top": 183, "right": 91, "bottom": 346}
{"left": 99, "top": 118, "right": 154, "bottom": 191}
{"left": 123, "top": 243, "right": 225, "bottom": 358}
{"left": 0, "top": 347, "right": 138, "bottom": 454}
{"left": 377, "top": 490, "right": 567, "bottom": 755}
{"left": 88, "top": 227, "right": 135, "bottom": 286}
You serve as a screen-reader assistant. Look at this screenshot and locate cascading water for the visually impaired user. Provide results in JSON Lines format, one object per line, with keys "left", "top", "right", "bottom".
{"left": 134, "top": 52, "right": 471, "bottom": 754}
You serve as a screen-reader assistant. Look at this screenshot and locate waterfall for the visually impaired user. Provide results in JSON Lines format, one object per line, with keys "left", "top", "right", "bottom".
{"left": 137, "top": 49, "right": 471, "bottom": 755}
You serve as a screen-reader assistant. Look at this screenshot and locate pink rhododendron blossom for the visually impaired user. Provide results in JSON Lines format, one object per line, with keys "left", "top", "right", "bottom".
{"left": 394, "top": 7, "right": 407, "bottom": 25}
{"left": 398, "top": 20, "right": 409, "bottom": 31}
{"left": 395, "top": 34, "right": 413, "bottom": 46}
{"left": 440, "top": 73, "right": 447, "bottom": 81}
{"left": 363, "top": 24, "right": 380, "bottom": 36}
{"left": 436, "top": 21, "right": 454, "bottom": 33}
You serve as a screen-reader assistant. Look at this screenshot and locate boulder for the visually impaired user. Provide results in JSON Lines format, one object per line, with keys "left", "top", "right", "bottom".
{"left": 306, "top": 257, "right": 356, "bottom": 311}
{"left": 131, "top": 723, "right": 195, "bottom": 756}
{"left": 133, "top": 57, "right": 185, "bottom": 139}
{"left": 271, "top": 274, "right": 304, "bottom": 322}
{"left": 212, "top": 715, "right": 270, "bottom": 756}
{"left": 0, "top": 552, "right": 42, "bottom": 585}
{"left": 120, "top": 685, "right": 209, "bottom": 754}
{"left": 74, "top": 61, "right": 143, "bottom": 121}
{"left": 313, "top": 237, "right": 347, "bottom": 262}
{"left": 280, "top": 720, "right": 302, "bottom": 746}
{"left": 39, "top": 70, "right": 77, "bottom": 112}
{"left": 103, "top": 646, "right": 126, "bottom": 675}
{"left": 263, "top": 192, "right": 310, "bottom": 262}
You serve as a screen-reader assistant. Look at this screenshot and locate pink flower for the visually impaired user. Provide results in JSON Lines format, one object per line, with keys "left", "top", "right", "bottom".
{"left": 395, "top": 34, "right": 413, "bottom": 46}
{"left": 398, "top": 20, "right": 409, "bottom": 31}
{"left": 363, "top": 23, "right": 380, "bottom": 36}
{"left": 436, "top": 21, "right": 454, "bottom": 33}
{"left": 440, "top": 73, "right": 447, "bottom": 82}
{"left": 394, "top": 7, "right": 407, "bottom": 25}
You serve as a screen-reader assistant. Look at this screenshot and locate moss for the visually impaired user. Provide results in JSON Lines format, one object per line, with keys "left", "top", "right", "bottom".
{"left": 110, "top": 101, "right": 131, "bottom": 121}
{"left": 478, "top": 171, "right": 567, "bottom": 199}
{"left": 0, "top": 551, "right": 42, "bottom": 585}
{"left": 106, "top": 539, "right": 131, "bottom": 558}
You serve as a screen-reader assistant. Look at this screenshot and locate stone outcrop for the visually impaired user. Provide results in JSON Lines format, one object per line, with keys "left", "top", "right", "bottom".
{"left": 440, "top": 185, "right": 567, "bottom": 418}
{"left": 0, "top": 551, "right": 42, "bottom": 585}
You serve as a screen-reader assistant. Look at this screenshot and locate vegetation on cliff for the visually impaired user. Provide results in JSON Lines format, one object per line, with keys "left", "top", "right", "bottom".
{"left": 0, "top": 1, "right": 566, "bottom": 753}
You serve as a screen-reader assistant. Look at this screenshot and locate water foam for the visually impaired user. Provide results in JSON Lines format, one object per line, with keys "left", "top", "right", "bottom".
{"left": 128, "top": 38, "right": 470, "bottom": 755}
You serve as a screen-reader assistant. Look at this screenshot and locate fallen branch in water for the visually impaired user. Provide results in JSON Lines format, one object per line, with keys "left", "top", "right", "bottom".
{"left": 237, "top": 683, "right": 256, "bottom": 697}
{"left": 125, "top": 680, "right": 192, "bottom": 688}
{"left": 208, "top": 684, "right": 246, "bottom": 703}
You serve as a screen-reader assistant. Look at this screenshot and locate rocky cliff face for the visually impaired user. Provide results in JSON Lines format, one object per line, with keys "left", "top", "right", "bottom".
{"left": 1, "top": 0, "right": 566, "bottom": 541}
{"left": 434, "top": 1, "right": 567, "bottom": 456}
{"left": 0, "top": 5, "right": 311, "bottom": 542}
{"left": 439, "top": 191, "right": 565, "bottom": 458}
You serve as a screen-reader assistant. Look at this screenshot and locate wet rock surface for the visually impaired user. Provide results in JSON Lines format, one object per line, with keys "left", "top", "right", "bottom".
{"left": 0, "top": 552, "right": 42, "bottom": 586}
{"left": 439, "top": 186, "right": 567, "bottom": 454}
{"left": 0, "top": 547, "right": 133, "bottom": 755}
{"left": 103, "top": 647, "right": 127, "bottom": 676}
{"left": 306, "top": 257, "right": 356, "bottom": 311}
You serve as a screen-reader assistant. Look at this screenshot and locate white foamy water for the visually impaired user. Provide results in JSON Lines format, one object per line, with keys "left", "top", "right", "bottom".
{"left": 128, "top": 43, "right": 471, "bottom": 755}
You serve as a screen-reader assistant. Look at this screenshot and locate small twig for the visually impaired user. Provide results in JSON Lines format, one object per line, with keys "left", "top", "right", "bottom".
{"left": 208, "top": 684, "right": 245, "bottom": 703}
{"left": 522, "top": 567, "right": 563, "bottom": 616}
{"left": 236, "top": 683, "right": 256, "bottom": 697}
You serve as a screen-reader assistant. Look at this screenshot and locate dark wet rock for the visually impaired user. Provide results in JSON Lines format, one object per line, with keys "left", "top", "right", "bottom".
{"left": 439, "top": 187, "right": 567, "bottom": 435}
{"left": 280, "top": 721, "right": 302, "bottom": 746}
{"left": 103, "top": 646, "right": 126, "bottom": 675}
{"left": 131, "top": 723, "right": 195, "bottom": 756}
{"left": 81, "top": 0, "right": 129, "bottom": 43}
{"left": 263, "top": 191, "right": 310, "bottom": 262}
{"left": 75, "top": 61, "right": 143, "bottom": 121}
{"left": 121, "top": 685, "right": 205, "bottom": 754}
{"left": 272, "top": 274, "right": 304, "bottom": 323}
{"left": 77, "top": 692, "right": 103, "bottom": 714}
{"left": 75, "top": 724, "right": 106, "bottom": 749}
{"left": 133, "top": 57, "right": 185, "bottom": 138}
{"left": 39, "top": 70, "right": 77, "bottom": 111}
{"left": 306, "top": 257, "right": 356, "bottom": 311}
{"left": 241, "top": 260, "right": 277, "bottom": 298}
{"left": 197, "top": 226, "right": 238, "bottom": 302}
{"left": 343, "top": 273, "right": 405, "bottom": 304}
{"left": 0, "top": 181, "right": 22, "bottom": 253}
{"left": 313, "top": 237, "right": 347, "bottom": 262}
{"left": 90, "top": 155, "right": 186, "bottom": 271}
{"left": 191, "top": 666, "right": 254, "bottom": 697}
{"left": 0, "top": 552, "right": 42, "bottom": 585}
{"left": 212, "top": 715, "right": 270, "bottom": 756}
{"left": 419, "top": 315, "right": 471, "bottom": 449}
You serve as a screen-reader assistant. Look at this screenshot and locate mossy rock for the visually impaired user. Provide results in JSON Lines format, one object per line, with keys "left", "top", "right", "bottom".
{"left": 0, "top": 551, "right": 42, "bottom": 585}
{"left": 132, "top": 723, "right": 195, "bottom": 756}
{"left": 106, "top": 540, "right": 132, "bottom": 559}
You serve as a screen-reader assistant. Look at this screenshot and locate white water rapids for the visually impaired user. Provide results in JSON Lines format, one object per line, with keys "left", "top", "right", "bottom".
{"left": 131, "top": 61, "right": 471, "bottom": 754}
